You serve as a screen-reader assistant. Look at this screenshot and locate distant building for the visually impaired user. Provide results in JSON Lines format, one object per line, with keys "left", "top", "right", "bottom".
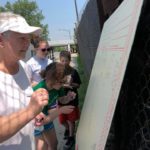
{"left": 48, "top": 39, "right": 75, "bottom": 52}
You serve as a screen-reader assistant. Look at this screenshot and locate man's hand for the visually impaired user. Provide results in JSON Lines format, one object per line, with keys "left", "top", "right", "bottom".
{"left": 28, "top": 88, "right": 48, "bottom": 117}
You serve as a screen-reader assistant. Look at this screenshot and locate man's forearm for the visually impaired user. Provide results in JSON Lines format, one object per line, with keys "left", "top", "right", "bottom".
{"left": 0, "top": 107, "right": 34, "bottom": 143}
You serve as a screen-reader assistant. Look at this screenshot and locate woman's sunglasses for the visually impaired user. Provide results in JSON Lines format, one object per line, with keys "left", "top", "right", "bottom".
{"left": 41, "top": 47, "right": 51, "bottom": 52}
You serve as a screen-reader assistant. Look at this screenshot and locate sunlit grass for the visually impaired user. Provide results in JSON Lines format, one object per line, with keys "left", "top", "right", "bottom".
{"left": 71, "top": 54, "right": 89, "bottom": 150}
{"left": 77, "top": 55, "right": 89, "bottom": 111}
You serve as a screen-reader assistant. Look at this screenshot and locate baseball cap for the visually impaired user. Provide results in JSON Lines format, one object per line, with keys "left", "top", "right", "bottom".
{"left": 0, "top": 12, "right": 42, "bottom": 35}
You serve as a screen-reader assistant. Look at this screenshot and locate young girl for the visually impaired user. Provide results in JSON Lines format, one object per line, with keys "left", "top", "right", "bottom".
{"left": 58, "top": 51, "right": 81, "bottom": 148}
{"left": 33, "top": 62, "right": 76, "bottom": 150}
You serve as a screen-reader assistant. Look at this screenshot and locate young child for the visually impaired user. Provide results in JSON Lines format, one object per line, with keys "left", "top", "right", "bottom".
{"left": 58, "top": 50, "right": 81, "bottom": 148}
{"left": 33, "top": 62, "right": 76, "bottom": 150}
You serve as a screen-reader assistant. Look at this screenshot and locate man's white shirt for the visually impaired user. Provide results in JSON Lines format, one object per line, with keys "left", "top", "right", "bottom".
{"left": 0, "top": 60, "right": 34, "bottom": 150}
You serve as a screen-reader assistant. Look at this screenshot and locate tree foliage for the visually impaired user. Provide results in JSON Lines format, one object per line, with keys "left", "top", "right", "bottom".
{"left": 0, "top": 0, "right": 49, "bottom": 40}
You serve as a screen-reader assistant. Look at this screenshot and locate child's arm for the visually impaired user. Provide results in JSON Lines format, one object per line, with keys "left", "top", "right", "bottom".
{"left": 70, "top": 82, "right": 80, "bottom": 89}
{"left": 35, "top": 106, "right": 74, "bottom": 126}
{"left": 47, "top": 105, "right": 74, "bottom": 121}
{"left": 63, "top": 82, "right": 80, "bottom": 89}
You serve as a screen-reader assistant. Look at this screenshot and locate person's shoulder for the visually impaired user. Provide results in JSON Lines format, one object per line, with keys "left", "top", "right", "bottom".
{"left": 70, "top": 67, "right": 78, "bottom": 74}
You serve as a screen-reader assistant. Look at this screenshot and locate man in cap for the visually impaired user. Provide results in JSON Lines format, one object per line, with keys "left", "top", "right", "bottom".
{"left": 0, "top": 12, "right": 48, "bottom": 150}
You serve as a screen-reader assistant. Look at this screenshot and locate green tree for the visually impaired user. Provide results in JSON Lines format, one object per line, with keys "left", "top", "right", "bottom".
{"left": 0, "top": 0, "right": 49, "bottom": 40}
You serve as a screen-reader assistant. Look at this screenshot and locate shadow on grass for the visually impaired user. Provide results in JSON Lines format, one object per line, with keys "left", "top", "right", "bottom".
{"left": 71, "top": 54, "right": 89, "bottom": 150}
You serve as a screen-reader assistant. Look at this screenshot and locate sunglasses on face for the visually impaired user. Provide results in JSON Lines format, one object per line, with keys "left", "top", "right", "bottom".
{"left": 41, "top": 47, "right": 51, "bottom": 52}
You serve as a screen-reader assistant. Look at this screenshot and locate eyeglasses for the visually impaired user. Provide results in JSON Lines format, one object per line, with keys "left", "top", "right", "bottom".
{"left": 41, "top": 47, "right": 51, "bottom": 52}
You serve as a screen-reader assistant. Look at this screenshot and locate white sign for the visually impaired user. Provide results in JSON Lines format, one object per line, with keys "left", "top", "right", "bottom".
{"left": 76, "top": 0, "right": 144, "bottom": 150}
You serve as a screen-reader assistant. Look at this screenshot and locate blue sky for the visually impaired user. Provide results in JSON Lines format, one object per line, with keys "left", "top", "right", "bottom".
{"left": 0, "top": 0, "right": 87, "bottom": 41}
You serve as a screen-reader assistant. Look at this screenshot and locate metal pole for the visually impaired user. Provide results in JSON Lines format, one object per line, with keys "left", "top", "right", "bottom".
{"left": 74, "top": 0, "right": 79, "bottom": 23}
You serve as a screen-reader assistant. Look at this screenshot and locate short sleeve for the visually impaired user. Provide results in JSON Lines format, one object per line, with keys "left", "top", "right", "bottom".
{"left": 72, "top": 69, "right": 81, "bottom": 85}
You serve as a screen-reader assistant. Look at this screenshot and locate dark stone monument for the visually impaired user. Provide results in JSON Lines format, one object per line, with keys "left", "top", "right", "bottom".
{"left": 105, "top": 0, "right": 150, "bottom": 149}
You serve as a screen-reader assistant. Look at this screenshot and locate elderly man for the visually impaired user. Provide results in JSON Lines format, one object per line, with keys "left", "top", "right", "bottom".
{"left": 0, "top": 12, "right": 48, "bottom": 150}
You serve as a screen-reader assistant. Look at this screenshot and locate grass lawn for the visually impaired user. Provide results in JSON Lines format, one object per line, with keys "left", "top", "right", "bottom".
{"left": 77, "top": 55, "right": 89, "bottom": 111}
{"left": 71, "top": 54, "right": 89, "bottom": 150}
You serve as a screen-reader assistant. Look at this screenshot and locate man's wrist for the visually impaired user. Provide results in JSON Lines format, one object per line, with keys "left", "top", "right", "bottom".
{"left": 26, "top": 106, "right": 38, "bottom": 120}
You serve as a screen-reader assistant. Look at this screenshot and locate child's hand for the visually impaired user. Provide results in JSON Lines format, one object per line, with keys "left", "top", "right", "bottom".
{"left": 34, "top": 112, "right": 45, "bottom": 126}
{"left": 59, "top": 105, "right": 75, "bottom": 114}
{"left": 67, "top": 91, "right": 76, "bottom": 101}
{"left": 58, "top": 91, "right": 76, "bottom": 104}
